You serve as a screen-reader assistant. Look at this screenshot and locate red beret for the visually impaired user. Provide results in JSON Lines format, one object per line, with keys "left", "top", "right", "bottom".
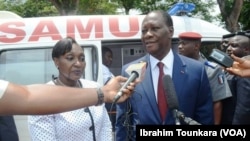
{"left": 179, "top": 32, "right": 202, "bottom": 40}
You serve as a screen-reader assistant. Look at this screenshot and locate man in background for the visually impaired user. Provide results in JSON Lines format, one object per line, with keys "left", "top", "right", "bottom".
{"left": 225, "top": 31, "right": 250, "bottom": 124}
{"left": 178, "top": 31, "right": 232, "bottom": 124}
{"left": 102, "top": 47, "right": 114, "bottom": 85}
{"left": 220, "top": 33, "right": 234, "bottom": 52}
{"left": 102, "top": 47, "right": 116, "bottom": 132}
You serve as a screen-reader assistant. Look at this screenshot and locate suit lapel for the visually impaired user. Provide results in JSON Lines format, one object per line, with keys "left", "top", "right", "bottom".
{"left": 140, "top": 55, "right": 162, "bottom": 121}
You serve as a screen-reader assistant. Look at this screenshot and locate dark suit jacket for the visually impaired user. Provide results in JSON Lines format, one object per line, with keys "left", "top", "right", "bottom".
{"left": 116, "top": 52, "right": 214, "bottom": 141}
{"left": 0, "top": 116, "right": 19, "bottom": 141}
{"left": 232, "top": 76, "right": 250, "bottom": 124}
{"left": 221, "top": 73, "right": 237, "bottom": 124}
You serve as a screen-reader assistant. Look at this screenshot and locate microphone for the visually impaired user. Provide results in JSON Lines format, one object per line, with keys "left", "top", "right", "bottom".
{"left": 162, "top": 75, "right": 180, "bottom": 125}
{"left": 113, "top": 62, "right": 146, "bottom": 103}
{"left": 176, "top": 111, "right": 201, "bottom": 125}
{"left": 162, "top": 75, "right": 179, "bottom": 110}
{"left": 162, "top": 75, "right": 201, "bottom": 125}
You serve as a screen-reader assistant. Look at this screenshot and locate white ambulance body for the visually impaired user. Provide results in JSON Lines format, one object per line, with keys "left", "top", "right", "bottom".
{"left": 0, "top": 14, "right": 229, "bottom": 141}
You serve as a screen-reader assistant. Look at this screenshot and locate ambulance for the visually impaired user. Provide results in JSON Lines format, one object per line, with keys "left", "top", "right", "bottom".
{"left": 0, "top": 12, "right": 229, "bottom": 141}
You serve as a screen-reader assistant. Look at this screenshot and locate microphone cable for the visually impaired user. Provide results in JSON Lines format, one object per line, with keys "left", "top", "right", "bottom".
{"left": 106, "top": 77, "right": 138, "bottom": 141}
{"left": 84, "top": 108, "right": 97, "bottom": 141}
{"left": 124, "top": 100, "right": 135, "bottom": 141}
{"left": 106, "top": 72, "right": 142, "bottom": 140}
{"left": 121, "top": 92, "right": 142, "bottom": 141}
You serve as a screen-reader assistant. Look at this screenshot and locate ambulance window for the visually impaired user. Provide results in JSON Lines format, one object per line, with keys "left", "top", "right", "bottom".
{"left": 200, "top": 41, "right": 221, "bottom": 58}
{"left": 81, "top": 45, "right": 99, "bottom": 82}
{"left": 0, "top": 45, "right": 98, "bottom": 84}
{"left": 0, "top": 48, "right": 56, "bottom": 85}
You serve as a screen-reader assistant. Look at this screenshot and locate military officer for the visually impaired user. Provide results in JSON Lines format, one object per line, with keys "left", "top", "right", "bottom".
{"left": 178, "top": 31, "right": 232, "bottom": 125}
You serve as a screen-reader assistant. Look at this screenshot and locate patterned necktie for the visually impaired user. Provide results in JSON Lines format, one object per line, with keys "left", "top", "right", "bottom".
{"left": 157, "top": 62, "right": 167, "bottom": 121}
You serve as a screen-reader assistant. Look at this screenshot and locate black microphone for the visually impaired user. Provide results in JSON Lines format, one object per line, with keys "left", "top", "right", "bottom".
{"left": 162, "top": 75, "right": 201, "bottom": 125}
{"left": 162, "top": 75, "right": 180, "bottom": 125}
{"left": 113, "top": 71, "right": 139, "bottom": 103}
{"left": 162, "top": 75, "right": 179, "bottom": 110}
{"left": 176, "top": 111, "right": 201, "bottom": 125}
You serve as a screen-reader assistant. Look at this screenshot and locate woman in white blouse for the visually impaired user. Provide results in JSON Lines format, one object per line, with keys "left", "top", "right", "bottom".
{"left": 28, "top": 37, "right": 112, "bottom": 141}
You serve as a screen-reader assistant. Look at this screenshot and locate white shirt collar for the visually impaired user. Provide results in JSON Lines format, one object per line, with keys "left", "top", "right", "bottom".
{"left": 150, "top": 49, "right": 174, "bottom": 76}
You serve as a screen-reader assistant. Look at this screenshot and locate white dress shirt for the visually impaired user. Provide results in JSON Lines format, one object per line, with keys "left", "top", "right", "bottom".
{"left": 102, "top": 64, "right": 114, "bottom": 84}
{"left": 0, "top": 80, "right": 9, "bottom": 99}
{"left": 28, "top": 79, "right": 112, "bottom": 141}
{"left": 150, "top": 49, "right": 174, "bottom": 101}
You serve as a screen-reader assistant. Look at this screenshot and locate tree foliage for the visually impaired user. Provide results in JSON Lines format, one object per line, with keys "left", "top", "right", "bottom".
{"left": 239, "top": 1, "right": 250, "bottom": 30}
{"left": 22, "top": 0, "right": 58, "bottom": 17}
{"left": 116, "top": 0, "right": 139, "bottom": 15}
{"left": 0, "top": 0, "right": 117, "bottom": 16}
{"left": 49, "top": 0, "right": 79, "bottom": 15}
{"left": 132, "top": 0, "right": 216, "bottom": 22}
{"left": 135, "top": 0, "right": 170, "bottom": 15}
{"left": 0, "top": 0, "right": 58, "bottom": 17}
{"left": 47, "top": 0, "right": 118, "bottom": 15}
{"left": 77, "top": 0, "right": 118, "bottom": 15}
{"left": 217, "top": 0, "right": 243, "bottom": 32}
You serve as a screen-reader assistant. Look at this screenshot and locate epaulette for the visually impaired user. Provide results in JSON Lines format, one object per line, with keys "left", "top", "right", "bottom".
{"left": 204, "top": 61, "right": 217, "bottom": 69}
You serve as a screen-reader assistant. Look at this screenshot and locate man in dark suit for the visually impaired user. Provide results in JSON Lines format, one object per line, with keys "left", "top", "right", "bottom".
{"left": 116, "top": 10, "right": 214, "bottom": 141}
{"left": 223, "top": 31, "right": 250, "bottom": 124}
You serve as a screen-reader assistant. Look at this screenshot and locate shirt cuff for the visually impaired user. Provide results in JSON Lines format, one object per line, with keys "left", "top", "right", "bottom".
{"left": 0, "top": 80, "right": 9, "bottom": 99}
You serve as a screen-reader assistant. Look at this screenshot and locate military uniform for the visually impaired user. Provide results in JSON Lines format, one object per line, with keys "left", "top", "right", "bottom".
{"left": 199, "top": 53, "right": 232, "bottom": 102}
{"left": 178, "top": 31, "right": 233, "bottom": 124}
{"left": 178, "top": 31, "right": 232, "bottom": 102}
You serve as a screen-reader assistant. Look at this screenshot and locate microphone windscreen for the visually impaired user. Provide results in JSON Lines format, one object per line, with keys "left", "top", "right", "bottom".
{"left": 162, "top": 75, "right": 179, "bottom": 110}
{"left": 125, "top": 61, "right": 146, "bottom": 81}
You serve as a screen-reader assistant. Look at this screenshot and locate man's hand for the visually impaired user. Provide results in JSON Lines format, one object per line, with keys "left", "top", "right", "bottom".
{"left": 226, "top": 54, "right": 250, "bottom": 77}
{"left": 102, "top": 76, "right": 139, "bottom": 103}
